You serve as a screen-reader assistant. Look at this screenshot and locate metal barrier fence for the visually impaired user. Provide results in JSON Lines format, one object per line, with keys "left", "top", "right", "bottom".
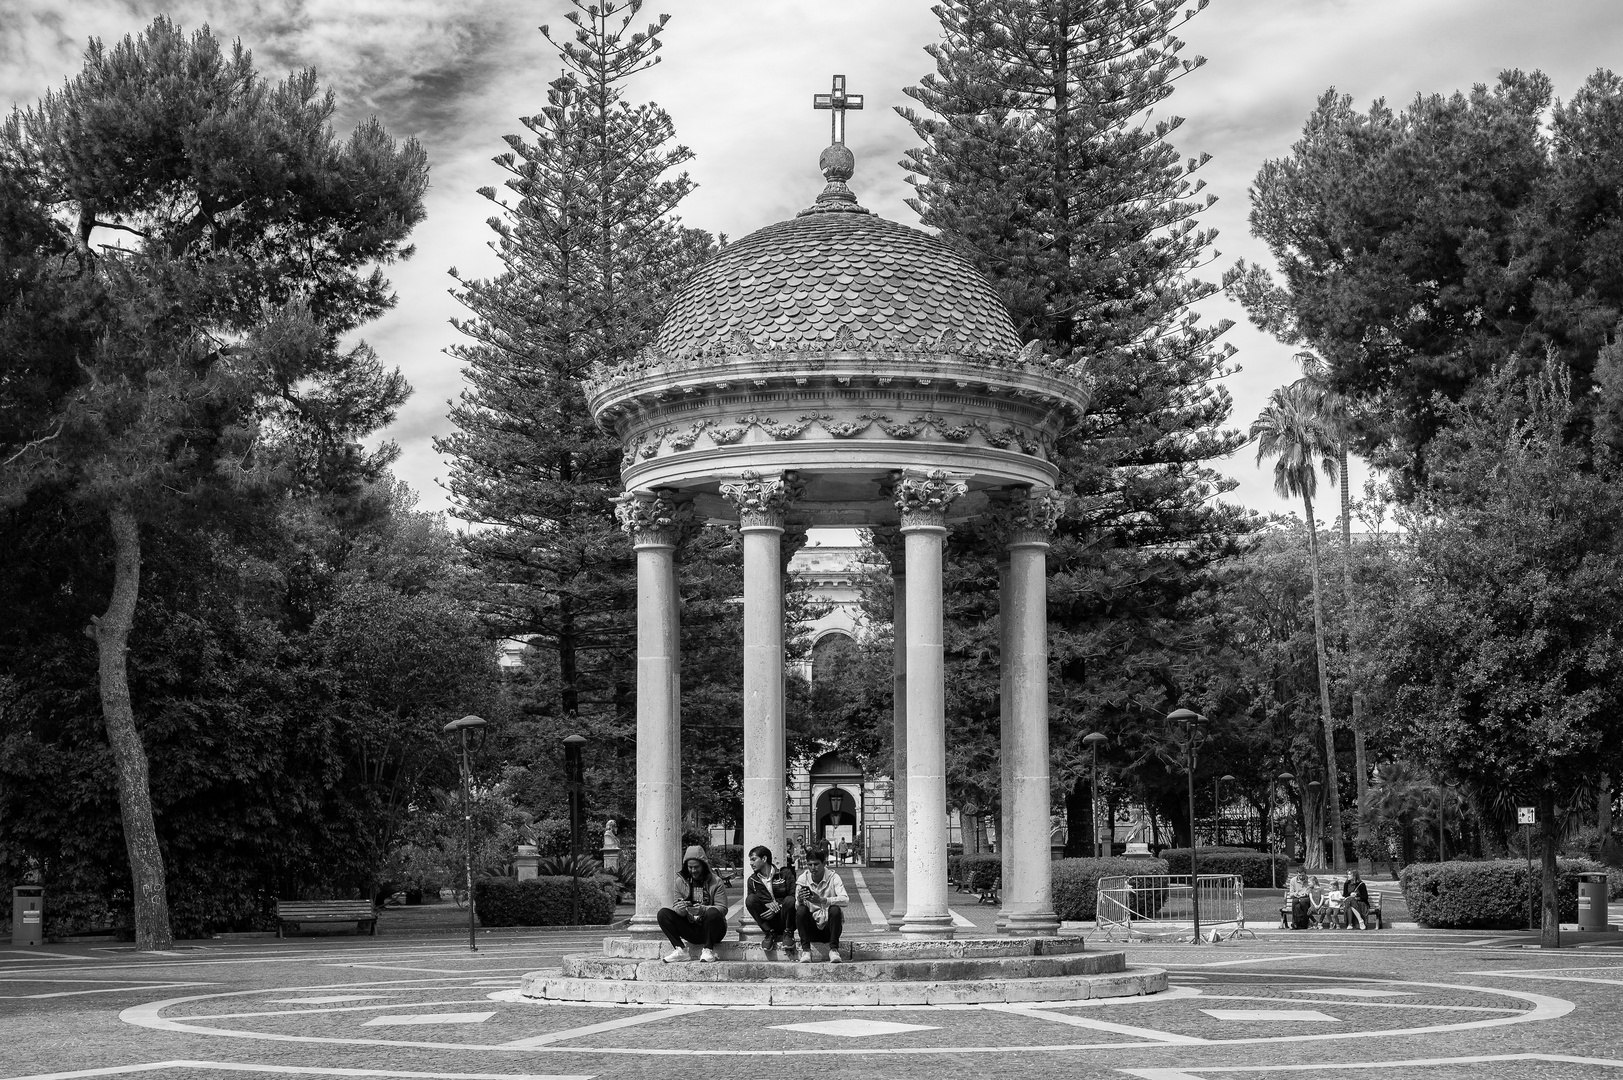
{"left": 1094, "top": 874, "right": 1254, "bottom": 942}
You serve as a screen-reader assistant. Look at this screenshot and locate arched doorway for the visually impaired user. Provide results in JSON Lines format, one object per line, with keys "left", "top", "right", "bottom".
{"left": 808, "top": 752, "right": 865, "bottom": 862}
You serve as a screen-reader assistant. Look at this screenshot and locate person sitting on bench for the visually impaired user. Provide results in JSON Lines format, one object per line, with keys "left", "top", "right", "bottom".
{"left": 657, "top": 845, "right": 729, "bottom": 963}
{"left": 1341, "top": 869, "right": 1371, "bottom": 929}
{"left": 744, "top": 845, "right": 795, "bottom": 955}
{"left": 795, "top": 842, "right": 849, "bottom": 963}
{"left": 1286, "top": 870, "right": 1312, "bottom": 930}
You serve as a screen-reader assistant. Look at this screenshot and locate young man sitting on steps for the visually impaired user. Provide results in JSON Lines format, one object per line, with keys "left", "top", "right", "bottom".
{"left": 795, "top": 842, "right": 849, "bottom": 963}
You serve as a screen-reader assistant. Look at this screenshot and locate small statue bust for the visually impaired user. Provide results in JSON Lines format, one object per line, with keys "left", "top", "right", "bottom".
{"left": 602, "top": 819, "right": 619, "bottom": 849}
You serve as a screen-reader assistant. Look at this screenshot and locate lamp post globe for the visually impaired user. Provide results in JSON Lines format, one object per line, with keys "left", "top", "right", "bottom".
{"left": 1083, "top": 732, "right": 1108, "bottom": 858}
{"left": 442, "top": 714, "right": 487, "bottom": 951}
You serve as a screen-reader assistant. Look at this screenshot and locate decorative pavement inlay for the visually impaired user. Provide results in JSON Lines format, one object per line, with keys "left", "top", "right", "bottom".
{"left": 1200, "top": 1009, "right": 1340, "bottom": 1022}
{"left": 770, "top": 1018, "right": 939, "bottom": 1038}
{"left": 361, "top": 1011, "right": 494, "bottom": 1026}
{"left": 1298, "top": 988, "right": 1416, "bottom": 997}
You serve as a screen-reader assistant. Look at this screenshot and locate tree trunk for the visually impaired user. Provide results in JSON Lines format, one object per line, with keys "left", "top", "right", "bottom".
{"left": 86, "top": 508, "right": 172, "bottom": 950}
{"left": 1539, "top": 790, "right": 1561, "bottom": 949}
{"left": 1303, "top": 492, "right": 1346, "bottom": 872}
{"left": 1302, "top": 782, "right": 1325, "bottom": 870}
{"left": 1338, "top": 445, "right": 1372, "bottom": 875}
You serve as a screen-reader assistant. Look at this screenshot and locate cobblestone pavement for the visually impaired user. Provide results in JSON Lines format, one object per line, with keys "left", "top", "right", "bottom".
{"left": 3, "top": 872, "right": 1621, "bottom": 1080}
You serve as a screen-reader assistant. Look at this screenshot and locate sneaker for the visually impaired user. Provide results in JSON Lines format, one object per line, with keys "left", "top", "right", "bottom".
{"left": 661, "top": 947, "right": 690, "bottom": 964}
{"left": 798, "top": 949, "right": 814, "bottom": 964}
{"left": 699, "top": 948, "right": 719, "bottom": 963}
{"left": 828, "top": 948, "right": 843, "bottom": 964}
{"left": 762, "top": 934, "right": 780, "bottom": 955}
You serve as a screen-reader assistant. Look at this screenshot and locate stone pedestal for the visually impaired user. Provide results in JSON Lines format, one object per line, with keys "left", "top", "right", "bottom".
{"left": 515, "top": 844, "right": 539, "bottom": 881}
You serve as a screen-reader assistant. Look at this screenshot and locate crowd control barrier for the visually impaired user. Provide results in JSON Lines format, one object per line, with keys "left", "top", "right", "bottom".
{"left": 1095, "top": 874, "right": 1253, "bottom": 942}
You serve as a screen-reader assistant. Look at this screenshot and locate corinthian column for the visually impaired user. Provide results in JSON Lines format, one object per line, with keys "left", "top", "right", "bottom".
{"left": 873, "top": 528, "right": 908, "bottom": 928}
{"left": 721, "top": 472, "right": 801, "bottom": 896}
{"left": 895, "top": 469, "right": 967, "bottom": 938}
{"left": 994, "top": 489, "right": 1063, "bottom": 936}
{"left": 615, "top": 490, "right": 685, "bottom": 936}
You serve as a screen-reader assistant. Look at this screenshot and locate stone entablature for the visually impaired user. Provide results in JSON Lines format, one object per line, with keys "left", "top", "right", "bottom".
{"left": 589, "top": 352, "right": 1089, "bottom": 518}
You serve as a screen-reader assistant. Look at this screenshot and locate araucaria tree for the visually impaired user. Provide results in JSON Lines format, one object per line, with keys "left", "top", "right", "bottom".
{"left": 1251, "top": 382, "right": 1344, "bottom": 871}
{"left": 897, "top": 0, "right": 1246, "bottom": 828}
{"left": 440, "top": 1, "right": 718, "bottom": 817}
{"left": 0, "top": 20, "right": 428, "bottom": 948}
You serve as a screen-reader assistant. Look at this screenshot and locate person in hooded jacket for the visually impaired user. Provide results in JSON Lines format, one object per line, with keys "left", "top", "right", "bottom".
{"left": 657, "top": 845, "right": 730, "bottom": 963}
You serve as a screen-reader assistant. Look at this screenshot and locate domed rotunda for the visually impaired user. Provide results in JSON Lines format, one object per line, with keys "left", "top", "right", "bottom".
{"left": 593, "top": 88, "right": 1090, "bottom": 945}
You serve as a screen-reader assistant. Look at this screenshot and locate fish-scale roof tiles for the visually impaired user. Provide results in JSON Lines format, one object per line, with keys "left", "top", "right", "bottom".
{"left": 654, "top": 211, "right": 1021, "bottom": 355}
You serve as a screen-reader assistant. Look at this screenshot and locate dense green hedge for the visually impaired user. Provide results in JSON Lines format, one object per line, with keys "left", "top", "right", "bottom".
{"left": 475, "top": 875, "right": 616, "bottom": 927}
{"left": 1400, "top": 859, "right": 1607, "bottom": 929}
{"left": 1159, "top": 848, "right": 1289, "bottom": 889}
{"left": 1054, "top": 857, "right": 1169, "bottom": 920}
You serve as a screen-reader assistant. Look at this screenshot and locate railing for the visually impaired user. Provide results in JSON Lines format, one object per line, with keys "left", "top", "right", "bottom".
{"left": 1094, "top": 874, "right": 1254, "bottom": 942}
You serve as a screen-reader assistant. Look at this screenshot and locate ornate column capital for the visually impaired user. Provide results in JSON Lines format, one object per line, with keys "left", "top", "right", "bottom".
{"left": 720, "top": 470, "right": 804, "bottom": 530}
{"left": 869, "top": 526, "right": 907, "bottom": 572}
{"left": 894, "top": 468, "right": 968, "bottom": 532}
{"left": 613, "top": 489, "right": 691, "bottom": 548}
{"left": 988, "top": 487, "right": 1064, "bottom": 549}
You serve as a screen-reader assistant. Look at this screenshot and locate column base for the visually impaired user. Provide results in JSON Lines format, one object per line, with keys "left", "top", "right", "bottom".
{"left": 627, "top": 914, "right": 665, "bottom": 936}
{"left": 1002, "top": 911, "right": 1061, "bottom": 936}
{"left": 897, "top": 914, "right": 956, "bottom": 939}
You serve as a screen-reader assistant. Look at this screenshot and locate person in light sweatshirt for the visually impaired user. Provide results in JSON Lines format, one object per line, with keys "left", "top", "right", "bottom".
{"left": 794, "top": 841, "right": 849, "bottom": 963}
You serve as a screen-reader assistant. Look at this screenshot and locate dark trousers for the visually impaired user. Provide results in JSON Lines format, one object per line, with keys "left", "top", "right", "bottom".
{"left": 656, "top": 906, "right": 727, "bottom": 949}
{"left": 1289, "top": 897, "right": 1310, "bottom": 929}
{"left": 795, "top": 903, "right": 843, "bottom": 949}
{"left": 745, "top": 894, "right": 792, "bottom": 940}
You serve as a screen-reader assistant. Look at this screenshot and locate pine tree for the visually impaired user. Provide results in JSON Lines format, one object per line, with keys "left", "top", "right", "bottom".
{"left": 0, "top": 19, "right": 427, "bottom": 948}
{"left": 896, "top": 0, "right": 1247, "bottom": 809}
{"left": 439, "top": 2, "right": 718, "bottom": 804}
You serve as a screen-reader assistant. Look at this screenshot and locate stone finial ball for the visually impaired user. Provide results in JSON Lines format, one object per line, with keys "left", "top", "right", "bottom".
{"left": 819, "top": 143, "right": 855, "bottom": 181}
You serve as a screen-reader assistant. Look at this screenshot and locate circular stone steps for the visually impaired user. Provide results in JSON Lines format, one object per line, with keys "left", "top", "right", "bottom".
{"left": 519, "top": 936, "right": 1167, "bottom": 1005}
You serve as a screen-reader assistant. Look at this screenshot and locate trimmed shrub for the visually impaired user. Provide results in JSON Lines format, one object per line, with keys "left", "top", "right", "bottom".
{"left": 1053, "top": 856, "right": 1169, "bottom": 920}
{"left": 1159, "top": 848, "right": 1289, "bottom": 889}
{"left": 957, "top": 852, "right": 1001, "bottom": 893}
{"left": 475, "top": 875, "right": 616, "bottom": 927}
{"left": 1400, "top": 858, "right": 1604, "bottom": 929}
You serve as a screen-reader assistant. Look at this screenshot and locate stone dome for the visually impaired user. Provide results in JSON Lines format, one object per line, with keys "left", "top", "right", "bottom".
{"left": 654, "top": 165, "right": 1020, "bottom": 356}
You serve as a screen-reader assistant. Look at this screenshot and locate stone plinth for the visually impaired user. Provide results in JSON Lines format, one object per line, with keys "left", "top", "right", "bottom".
{"left": 518, "top": 935, "right": 1165, "bottom": 1006}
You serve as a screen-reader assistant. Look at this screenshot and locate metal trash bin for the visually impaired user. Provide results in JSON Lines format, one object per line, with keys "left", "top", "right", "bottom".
{"left": 12, "top": 886, "right": 44, "bottom": 947}
{"left": 1577, "top": 872, "right": 1610, "bottom": 931}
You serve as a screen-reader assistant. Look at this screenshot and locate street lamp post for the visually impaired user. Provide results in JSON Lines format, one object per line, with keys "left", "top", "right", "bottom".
{"left": 1083, "top": 732, "right": 1108, "bottom": 858}
{"left": 1214, "top": 774, "right": 1235, "bottom": 847}
{"left": 443, "top": 714, "right": 487, "bottom": 952}
{"left": 1272, "top": 772, "right": 1295, "bottom": 889}
{"left": 563, "top": 734, "right": 587, "bottom": 925}
{"left": 1166, "top": 709, "right": 1205, "bottom": 943}
{"left": 1307, "top": 780, "right": 1323, "bottom": 870}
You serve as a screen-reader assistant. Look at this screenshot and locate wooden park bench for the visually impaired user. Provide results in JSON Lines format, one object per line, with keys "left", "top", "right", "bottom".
{"left": 275, "top": 899, "right": 378, "bottom": 937}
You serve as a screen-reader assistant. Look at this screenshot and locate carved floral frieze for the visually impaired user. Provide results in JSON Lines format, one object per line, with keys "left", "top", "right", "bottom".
{"left": 620, "top": 411, "right": 1047, "bottom": 464}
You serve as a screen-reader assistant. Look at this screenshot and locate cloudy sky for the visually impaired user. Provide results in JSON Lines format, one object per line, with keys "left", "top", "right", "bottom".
{"left": 5, "top": 0, "right": 1620, "bottom": 522}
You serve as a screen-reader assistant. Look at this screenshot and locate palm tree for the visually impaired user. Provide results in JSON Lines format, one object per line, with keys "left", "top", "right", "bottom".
{"left": 1292, "top": 354, "right": 1372, "bottom": 874}
{"left": 1252, "top": 383, "right": 1346, "bottom": 873}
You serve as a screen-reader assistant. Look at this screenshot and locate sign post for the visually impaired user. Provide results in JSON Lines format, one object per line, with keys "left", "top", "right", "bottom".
{"left": 1518, "top": 807, "right": 1536, "bottom": 933}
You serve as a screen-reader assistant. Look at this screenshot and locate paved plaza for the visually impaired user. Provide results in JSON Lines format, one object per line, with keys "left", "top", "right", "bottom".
{"left": 4, "top": 871, "right": 1622, "bottom": 1080}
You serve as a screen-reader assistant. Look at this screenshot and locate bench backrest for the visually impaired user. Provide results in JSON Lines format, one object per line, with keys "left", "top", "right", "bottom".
{"left": 276, "top": 900, "right": 376, "bottom": 916}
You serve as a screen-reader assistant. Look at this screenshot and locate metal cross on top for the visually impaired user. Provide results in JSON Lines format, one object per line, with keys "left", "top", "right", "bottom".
{"left": 813, "top": 74, "right": 864, "bottom": 146}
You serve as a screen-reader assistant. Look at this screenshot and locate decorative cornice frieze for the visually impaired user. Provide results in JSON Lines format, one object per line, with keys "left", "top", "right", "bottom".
{"left": 720, "top": 470, "right": 805, "bottom": 529}
{"left": 894, "top": 468, "right": 968, "bottom": 531}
